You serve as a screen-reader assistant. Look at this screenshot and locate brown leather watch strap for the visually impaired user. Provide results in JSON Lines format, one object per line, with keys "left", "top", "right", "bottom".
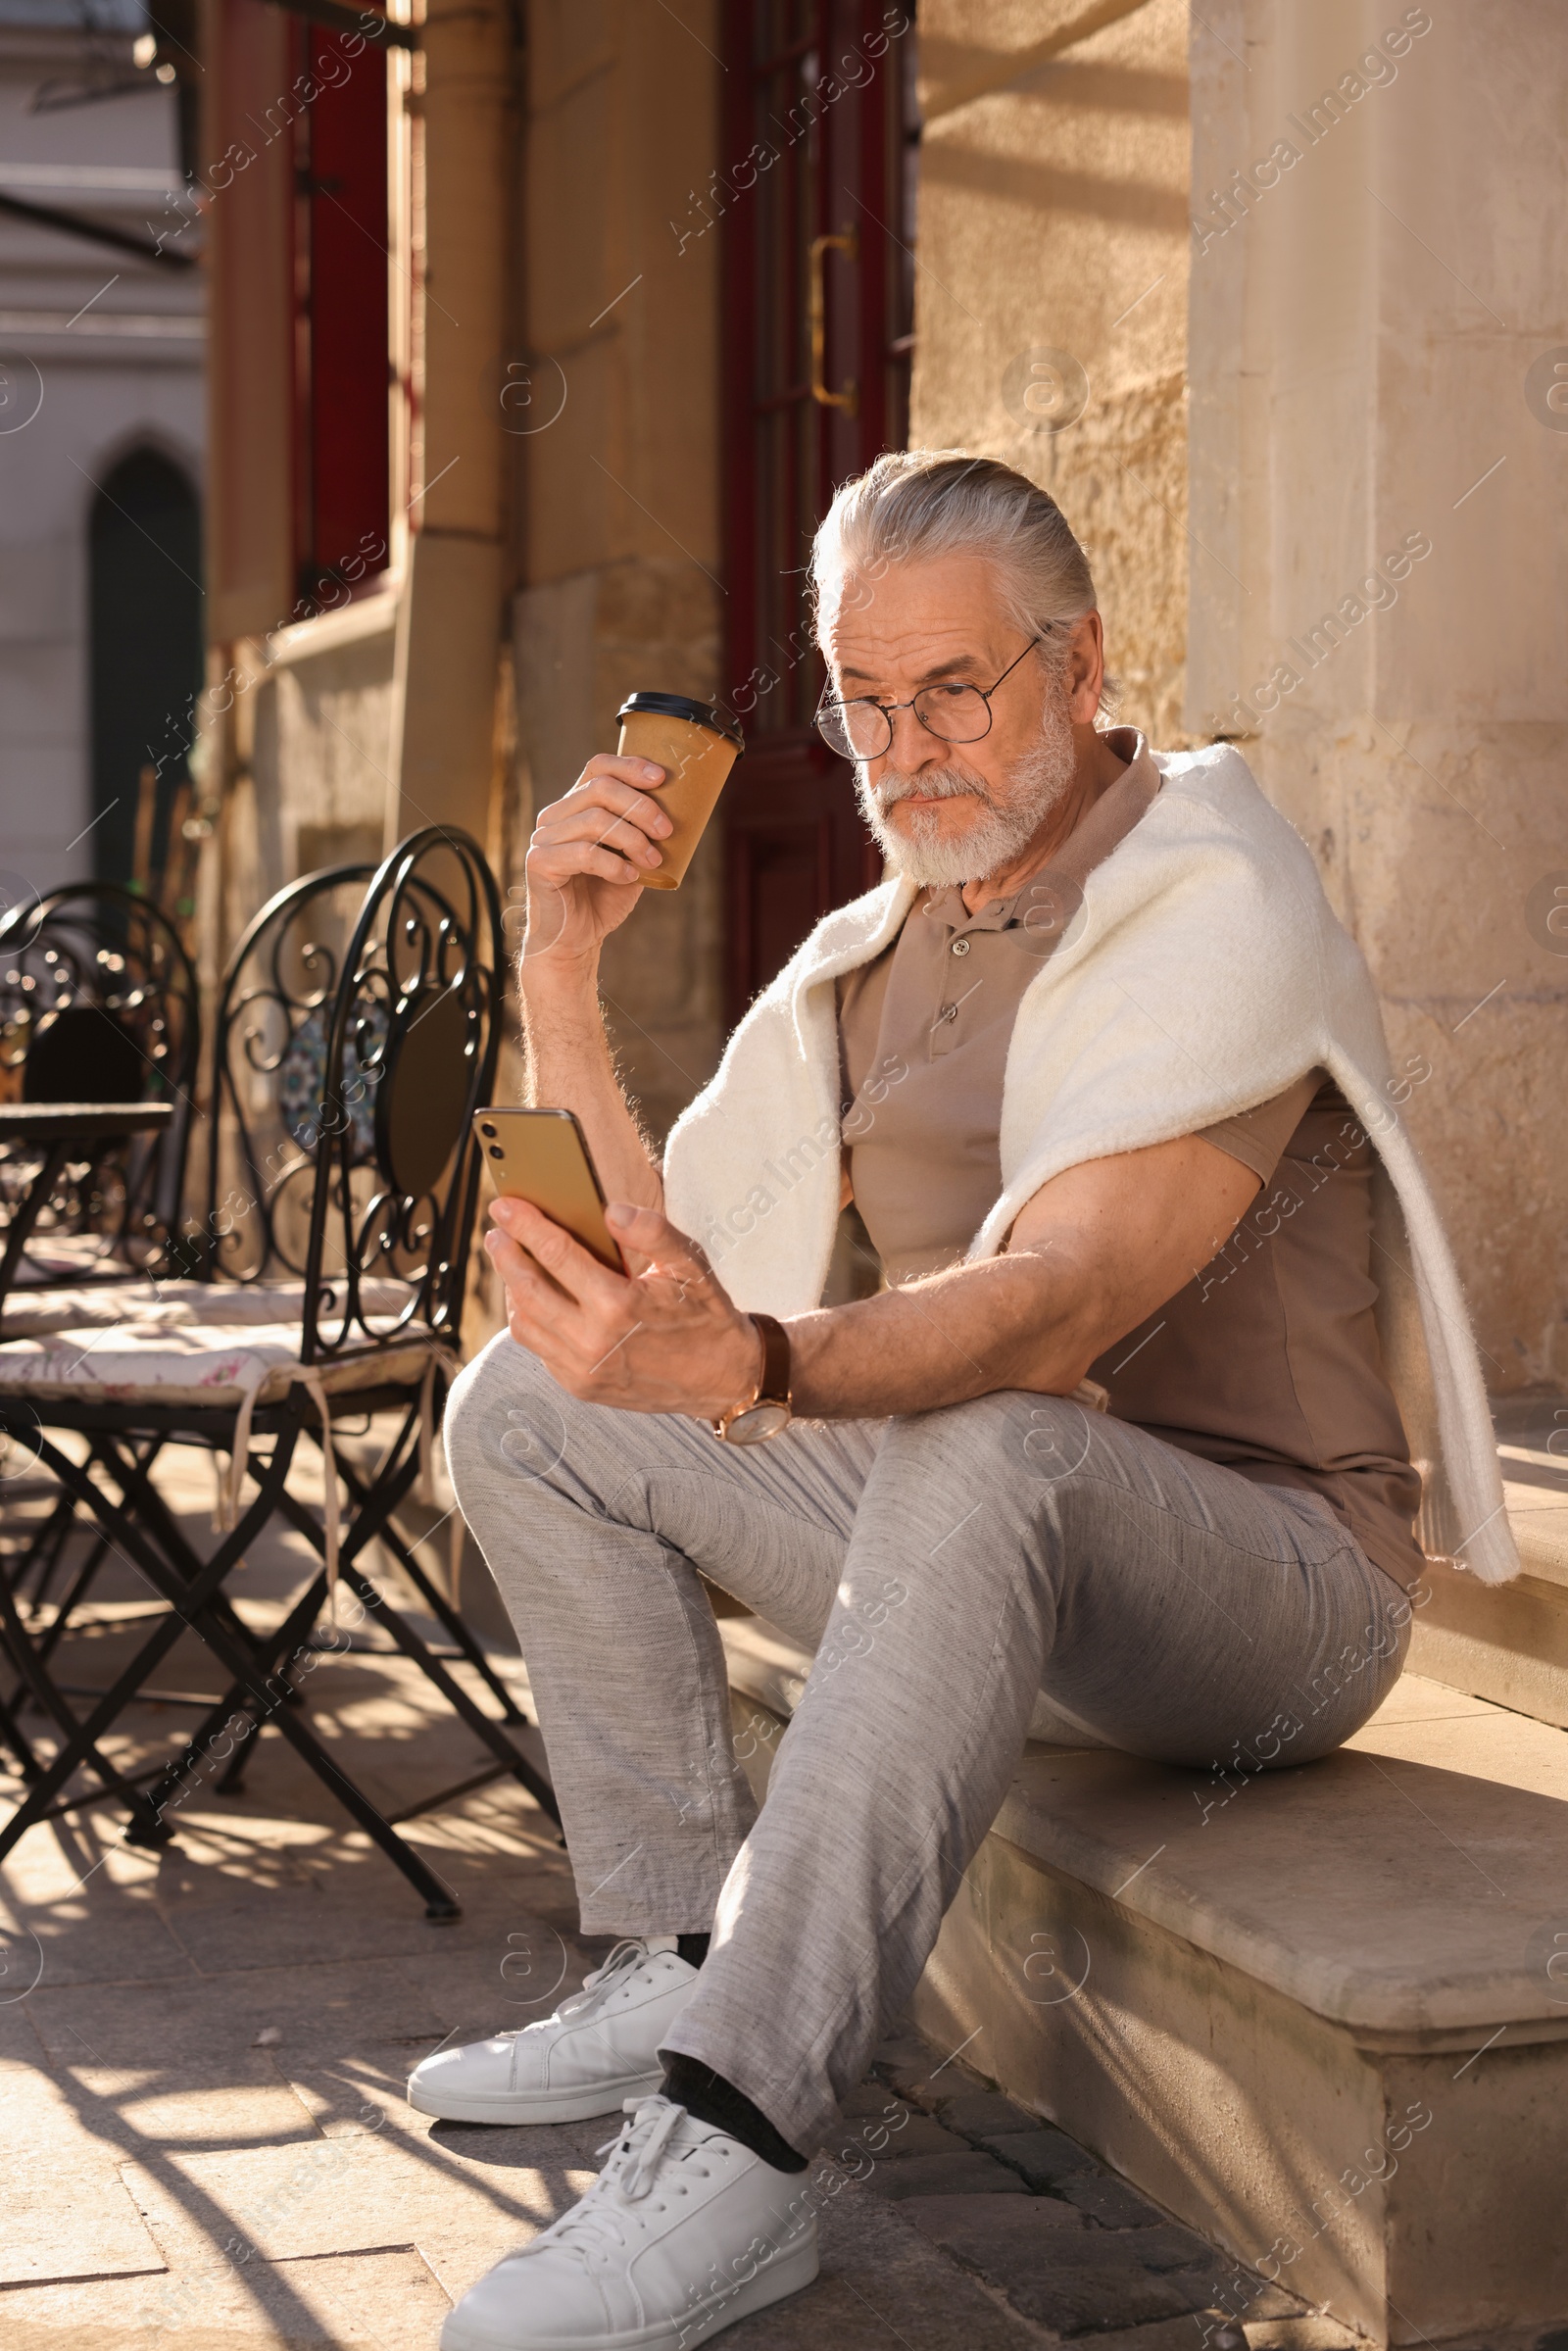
{"left": 750, "top": 1311, "right": 792, "bottom": 1406}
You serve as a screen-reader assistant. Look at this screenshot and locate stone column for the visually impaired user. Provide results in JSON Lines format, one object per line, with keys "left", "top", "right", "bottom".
{"left": 387, "top": 0, "right": 515, "bottom": 849}
{"left": 510, "top": 0, "right": 724, "bottom": 1144}
{"left": 1187, "top": 0, "right": 1568, "bottom": 1389}
{"left": 911, "top": 0, "right": 1195, "bottom": 747}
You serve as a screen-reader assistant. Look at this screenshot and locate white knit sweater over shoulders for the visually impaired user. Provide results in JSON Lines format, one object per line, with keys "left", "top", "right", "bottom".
{"left": 664, "top": 742, "right": 1515, "bottom": 1585}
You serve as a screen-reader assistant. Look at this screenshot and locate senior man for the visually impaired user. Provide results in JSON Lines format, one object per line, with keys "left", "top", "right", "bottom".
{"left": 419, "top": 452, "right": 1510, "bottom": 2351}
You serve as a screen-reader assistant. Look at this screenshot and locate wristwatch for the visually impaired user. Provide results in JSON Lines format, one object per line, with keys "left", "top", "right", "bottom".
{"left": 713, "top": 1312, "right": 794, "bottom": 1445}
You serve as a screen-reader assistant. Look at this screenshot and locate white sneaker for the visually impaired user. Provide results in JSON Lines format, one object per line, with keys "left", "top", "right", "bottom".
{"left": 409, "top": 1940, "right": 700, "bottom": 2127}
{"left": 440, "top": 2094, "right": 818, "bottom": 2349}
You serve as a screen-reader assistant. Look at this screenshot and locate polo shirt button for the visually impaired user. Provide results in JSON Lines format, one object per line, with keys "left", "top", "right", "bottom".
{"left": 938, "top": 1003, "right": 958, "bottom": 1022}
{"left": 951, "top": 937, "right": 971, "bottom": 956}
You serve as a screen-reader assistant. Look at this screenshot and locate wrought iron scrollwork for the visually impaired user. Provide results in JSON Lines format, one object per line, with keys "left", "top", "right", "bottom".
{"left": 206, "top": 863, "right": 379, "bottom": 1286}
{"left": 0, "top": 883, "right": 200, "bottom": 1278}
{"left": 304, "top": 834, "right": 503, "bottom": 1359}
{"left": 206, "top": 835, "right": 503, "bottom": 1365}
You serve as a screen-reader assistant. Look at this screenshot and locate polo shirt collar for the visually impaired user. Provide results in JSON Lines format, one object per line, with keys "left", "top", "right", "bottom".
{"left": 919, "top": 727, "right": 1157, "bottom": 935}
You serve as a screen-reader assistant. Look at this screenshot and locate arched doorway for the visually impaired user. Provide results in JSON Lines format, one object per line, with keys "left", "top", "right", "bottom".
{"left": 87, "top": 447, "right": 204, "bottom": 891}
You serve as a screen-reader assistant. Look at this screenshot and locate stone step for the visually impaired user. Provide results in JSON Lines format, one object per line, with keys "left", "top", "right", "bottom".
{"left": 717, "top": 1615, "right": 1568, "bottom": 2349}
{"left": 853, "top": 2026, "right": 1352, "bottom": 2349}
{"left": 1407, "top": 1396, "right": 1568, "bottom": 1728}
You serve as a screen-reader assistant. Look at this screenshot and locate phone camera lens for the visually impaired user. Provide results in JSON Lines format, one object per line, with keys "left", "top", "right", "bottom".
{"left": 480, "top": 1122, "right": 497, "bottom": 1137}
{"left": 488, "top": 1145, "right": 504, "bottom": 1158}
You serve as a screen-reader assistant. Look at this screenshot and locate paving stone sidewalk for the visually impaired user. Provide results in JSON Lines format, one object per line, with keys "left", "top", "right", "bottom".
{"left": 0, "top": 1440, "right": 1544, "bottom": 2350}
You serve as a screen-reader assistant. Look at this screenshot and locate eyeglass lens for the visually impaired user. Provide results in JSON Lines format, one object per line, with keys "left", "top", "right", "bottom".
{"left": 818, "top": 682, "right": 992, "bottom": 759}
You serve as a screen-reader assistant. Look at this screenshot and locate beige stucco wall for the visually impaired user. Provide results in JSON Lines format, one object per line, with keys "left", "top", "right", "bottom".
{"left": 244, "top": 599, "right": 399, "bottom": 912}
{"left": 1186, "top": 0, "right": 1568, "bottom": 1390}
{"left": 911, "top": 0, "right": 1194, "bottom": 749}
{"left": 914, "top": 0, "right": 1566, "bottom": 1389}
{"left": 510, "top": 0, "right": 725, "bottom": 1145}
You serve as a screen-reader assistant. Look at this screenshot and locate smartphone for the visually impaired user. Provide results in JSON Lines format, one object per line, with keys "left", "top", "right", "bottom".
{"left": 471, "top": 1107, "right": 627, "bottom": 1273}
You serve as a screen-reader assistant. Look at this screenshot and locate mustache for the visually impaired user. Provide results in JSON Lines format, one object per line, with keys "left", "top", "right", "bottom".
{"left": 865, "top": 762, "right": 996, "bottom": 810}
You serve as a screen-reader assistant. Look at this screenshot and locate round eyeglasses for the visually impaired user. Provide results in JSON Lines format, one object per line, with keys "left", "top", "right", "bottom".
{"left": 814, "top": 637, "right": 1042, "bottom": 762}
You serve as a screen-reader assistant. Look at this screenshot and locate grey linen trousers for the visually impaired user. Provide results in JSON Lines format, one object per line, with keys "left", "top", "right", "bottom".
{"left": 445, "top": 1334, "right": 1411, "bottom": 2153}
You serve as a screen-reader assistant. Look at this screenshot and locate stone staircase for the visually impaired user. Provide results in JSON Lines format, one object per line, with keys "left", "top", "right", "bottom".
{"left": 716, "top": 1394, "right": 1568, "bottom": 2350}
{"left": 1405, "top": 1396, "right": 1568, "bottom": 1727}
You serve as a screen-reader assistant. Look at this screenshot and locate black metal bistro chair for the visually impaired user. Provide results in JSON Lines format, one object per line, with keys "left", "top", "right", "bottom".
{"left": 0, "top": 829, "right": 557, "bottom": 1916}
{"left": 0, "top": 884, "right": 203, "bottom": 1766}
{"left": 0, "top": 881, "right": 201, "bottom": 1297}
{"left": 0, "top": 867, "right": 380, "bottom": 1750}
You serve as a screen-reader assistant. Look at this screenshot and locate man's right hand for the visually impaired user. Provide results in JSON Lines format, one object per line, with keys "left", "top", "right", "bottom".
{"left": 521, "top": 753, "right": 673, "bottom": 975}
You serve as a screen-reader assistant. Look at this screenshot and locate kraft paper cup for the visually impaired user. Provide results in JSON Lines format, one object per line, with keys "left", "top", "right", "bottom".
{"left": 615, "top": 693, "right": 744, "bottom": 891}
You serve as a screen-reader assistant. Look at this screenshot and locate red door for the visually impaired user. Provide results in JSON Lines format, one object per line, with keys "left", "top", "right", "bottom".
{"left": 719, "top": 1, "right": 917, "bottom": 1023}
{"left": 292, "top": 23, "right": 393, "bottom": 609}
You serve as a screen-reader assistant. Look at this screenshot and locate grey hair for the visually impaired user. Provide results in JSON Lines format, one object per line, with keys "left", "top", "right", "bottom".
{"left": 811, "top": 450, "right": 1116, "bottom": 709}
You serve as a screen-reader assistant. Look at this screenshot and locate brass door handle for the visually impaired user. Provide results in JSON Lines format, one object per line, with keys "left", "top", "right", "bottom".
{"left": 809, "top": 226, "right": 858, "bottom": 416}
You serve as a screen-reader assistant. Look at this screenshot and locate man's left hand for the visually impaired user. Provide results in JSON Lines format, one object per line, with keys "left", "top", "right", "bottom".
{"left": 484, "top": 1197, "right": 762, "bottom": 1420}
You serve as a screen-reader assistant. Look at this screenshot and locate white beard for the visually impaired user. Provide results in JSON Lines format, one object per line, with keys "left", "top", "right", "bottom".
{"left": 855, "top": 693, "right": 1077, "bottom": 889}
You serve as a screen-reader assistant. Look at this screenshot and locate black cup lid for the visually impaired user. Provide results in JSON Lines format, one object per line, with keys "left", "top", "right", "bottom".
{"left": 617, "top": 691, "right": 744, "bottom": 753}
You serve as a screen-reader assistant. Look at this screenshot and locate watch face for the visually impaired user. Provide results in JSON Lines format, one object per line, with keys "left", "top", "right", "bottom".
{"left": 726, "top": 1400, "right": 792, "bottom": 1445}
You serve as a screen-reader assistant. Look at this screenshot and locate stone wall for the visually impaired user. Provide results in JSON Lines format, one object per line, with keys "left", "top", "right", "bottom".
{"left": 508, "top": 0, "right": 725, "bottom": 1147}
{"left": 240, "top": 597, "right": 398, "bottom": 929}
{"left": 911, "top": 0, "right": 1195, "bottom": 748}
{"left": 1186, "top": 0, "right": 1568, "bottom": 1390}
{"left": 914, "top": 0, "right": 1566, "bottom": 1389}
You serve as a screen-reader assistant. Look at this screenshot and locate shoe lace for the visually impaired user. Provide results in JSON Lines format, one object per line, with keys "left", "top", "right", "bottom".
{"left": 498, "top": 1938, "right": 653, "bottom": 2048}
{"left": 552, "top": 1937, "right": 655, "bottom": 2023}
{"left": 518, "top": 2097, "right": 698, "bottom": 2268}
{"left": 596, "top": 2092, "right": 688, "bottom": 2198}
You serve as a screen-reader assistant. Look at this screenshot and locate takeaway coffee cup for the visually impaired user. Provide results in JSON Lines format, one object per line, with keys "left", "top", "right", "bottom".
{"left": 615, "top": 692, "right": 744, "bottom": 891}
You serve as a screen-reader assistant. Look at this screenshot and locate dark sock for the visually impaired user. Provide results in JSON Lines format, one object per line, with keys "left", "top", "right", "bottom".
{"left": 661, "top": 2054, "right": 808, "bottom": 2173}
{"left": 675, "top": 1932, "right": 710, "bottom": 1969}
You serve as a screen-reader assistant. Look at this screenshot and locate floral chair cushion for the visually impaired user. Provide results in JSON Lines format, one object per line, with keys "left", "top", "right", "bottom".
{"left": 2, "top": 1276, "right": 418, "bottom": 1342}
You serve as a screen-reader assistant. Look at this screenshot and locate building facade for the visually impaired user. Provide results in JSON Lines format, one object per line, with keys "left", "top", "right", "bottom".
{"left": 0, "top": 0, "right": 204, "bottom": 916}
{"left": 199, "top": 0, "right": 1566, "bottom": 1388}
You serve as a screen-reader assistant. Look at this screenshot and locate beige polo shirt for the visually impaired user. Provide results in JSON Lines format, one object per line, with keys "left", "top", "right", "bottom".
{"left": 836, "top": 727, "right": 1425, "bottom": 1590}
